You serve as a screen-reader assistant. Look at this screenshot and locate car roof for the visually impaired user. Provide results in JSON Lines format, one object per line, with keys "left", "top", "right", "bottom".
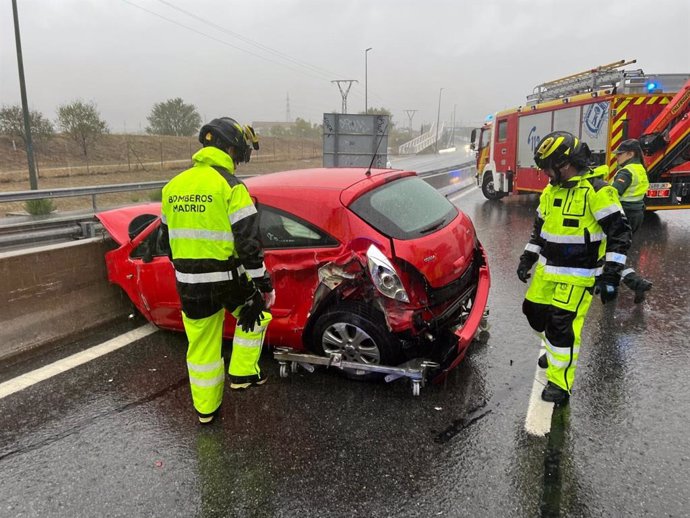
{"left": 245, "top": 167, "right": 400, "bottom": 193}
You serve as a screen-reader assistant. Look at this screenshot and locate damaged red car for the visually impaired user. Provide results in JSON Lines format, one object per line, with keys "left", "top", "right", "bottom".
{"left": 97, "top": 167, "right": 490, "bottom": 394}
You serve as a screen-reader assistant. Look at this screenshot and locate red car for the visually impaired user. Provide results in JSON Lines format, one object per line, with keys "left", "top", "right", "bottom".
{"left": 97, "top": 167, "right": 490, "bottom": 389}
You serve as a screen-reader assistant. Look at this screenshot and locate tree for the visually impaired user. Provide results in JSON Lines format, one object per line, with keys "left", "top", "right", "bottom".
{"left": 146, "top": 98, "right": 201, "bottom": 136}
{"left": 0, "top": 104, "right": 54, "bottom": 151}
{"left": 360, "top": 106, "right": 394, "bottom": 124}
{"left": 57, "top": 100, "right": 108, "bottom": 169}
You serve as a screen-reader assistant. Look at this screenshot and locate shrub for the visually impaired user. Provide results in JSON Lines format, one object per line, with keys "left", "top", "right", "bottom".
{"left": 148, "top": 189, "right": 163, "bottom": 202}
{"left": 24, "top": 198, "right": 56, "bottom": 215}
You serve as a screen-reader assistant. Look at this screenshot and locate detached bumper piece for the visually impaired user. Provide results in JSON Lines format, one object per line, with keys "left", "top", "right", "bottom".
{"left": 273, "top": 348, "right": 439, "bottom": 396}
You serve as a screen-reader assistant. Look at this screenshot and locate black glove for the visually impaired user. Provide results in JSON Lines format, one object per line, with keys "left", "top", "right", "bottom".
{"left": 237, "top": 289, "right": 266, "bottom": 333}
{"left": 517, "top": 251, "right": 538, "bottom": 283}
{"left": 253, "top": 274, "right": 273, "bottom": 294}
{"left": 594, "top": 271, "right": 620, "bottom": 304}
{"left": 622, "top": 271, "right": 652, "bottom": 304}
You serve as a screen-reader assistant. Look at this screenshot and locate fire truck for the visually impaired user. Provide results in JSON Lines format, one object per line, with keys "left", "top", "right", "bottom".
{"left": 471, "top": 60, "right": 690, "bottom": 210}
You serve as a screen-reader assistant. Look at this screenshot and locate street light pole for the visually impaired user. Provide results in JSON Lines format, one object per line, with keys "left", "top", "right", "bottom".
{"left": 11, "top": 0, "right": 38, "bottom": 190}
{"left": 435, "top": 87, "right": 444, "bottom": 153}
{"left": 365, "top": 47, "right": 372, "bottom": 114}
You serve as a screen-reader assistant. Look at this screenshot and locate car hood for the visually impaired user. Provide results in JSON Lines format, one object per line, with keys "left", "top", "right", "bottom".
{"left": 393, "top": 211, "right": 477, "bottom": 288}
{"left": 96, "top": 203, "right": 162, "bottom": 245}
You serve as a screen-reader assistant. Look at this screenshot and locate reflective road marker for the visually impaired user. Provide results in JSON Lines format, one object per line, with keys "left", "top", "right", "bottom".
{"left": 0, "top": 324, "right": 158, "bottom": 400}
{"left": 525, "top": 347, "right": 555, "bottom": 436}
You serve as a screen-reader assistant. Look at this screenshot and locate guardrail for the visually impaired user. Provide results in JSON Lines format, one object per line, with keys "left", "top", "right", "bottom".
{"left": 0, "top": 165, "right": 475, "bottom": 251}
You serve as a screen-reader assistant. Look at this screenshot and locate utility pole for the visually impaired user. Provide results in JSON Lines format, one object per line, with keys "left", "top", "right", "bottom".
{"left": 331, "top": 80, "right": 358, "bottom": 114}
{"left": 365, "top": 48, "right": 372, "bottom": 114}
{"left": 404, "top": 109, "right": 417, "bottom": 131}
{"left": 12, "top": 0, "right": 38, "bottom": 190}
{"left": 435, "top": 88, "right": 444, "bottom": 153}
{"left": 286, "top": 92, "right": 291, "bottom": 122}
{"left": 450, "top": 104, "right": 457, "bottom": 147}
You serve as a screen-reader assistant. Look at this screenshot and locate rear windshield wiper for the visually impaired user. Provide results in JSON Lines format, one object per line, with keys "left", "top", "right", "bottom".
{"left": 419, "top": 217, "right": 446, "bottom": 234}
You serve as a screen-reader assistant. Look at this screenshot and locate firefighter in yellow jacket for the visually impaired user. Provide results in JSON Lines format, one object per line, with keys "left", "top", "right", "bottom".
{"left": 612, "top": 139, "right": 649, "bottom": 233}
{"left": 161, "top": 117, "right": 274, "bottom": 424}
{"left": 517, "top": 131, "right": 632, "bottom": 404}
{"left": 589, "top": 153, "right": 652, "bottom": 303}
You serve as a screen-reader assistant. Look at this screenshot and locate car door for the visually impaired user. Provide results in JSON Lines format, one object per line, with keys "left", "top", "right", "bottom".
{"left": 257, "top": 204, "right": 342, "bottom": 347}
{"left": 98, "top": 208, "right": 181, "bottom": 330}
{"left": 130, "top": 220, "right": 182, "bottom": 331}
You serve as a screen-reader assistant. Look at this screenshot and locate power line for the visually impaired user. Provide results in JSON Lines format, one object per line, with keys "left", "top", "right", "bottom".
{"left": 119, "top": 0, "right": 335, "bottom": 83}
{"left": 155, "top": 0, "right": 342, "bottom": 81}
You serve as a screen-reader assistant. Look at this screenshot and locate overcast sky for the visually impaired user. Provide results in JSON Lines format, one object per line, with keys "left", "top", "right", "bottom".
{"left": 1, "top": 0, "right": 688, "bottom": 133}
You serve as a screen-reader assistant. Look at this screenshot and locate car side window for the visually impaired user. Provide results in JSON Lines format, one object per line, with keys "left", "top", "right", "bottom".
{"left": 497, "top": 119, "right": 508, "bottom": 141}
{"left": 259, "top": 206, "right": 338, "bottom": 249}
{"left": 129, "top": 215, "right": 167, "bottom": 260}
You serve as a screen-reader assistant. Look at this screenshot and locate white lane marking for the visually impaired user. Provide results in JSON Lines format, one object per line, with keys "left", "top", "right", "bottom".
{"left": 0, "top": 324, "right": 158, "bottom": 400}
{"left": 448, "top": 186, "right": 478, "bottom": 202}
{"left": 525, "top": 347, "right": 555, "bottom": 436}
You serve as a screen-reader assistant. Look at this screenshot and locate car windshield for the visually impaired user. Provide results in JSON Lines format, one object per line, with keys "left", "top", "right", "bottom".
{"left": 349, "top": 176, "right": 458, "bottom": 240}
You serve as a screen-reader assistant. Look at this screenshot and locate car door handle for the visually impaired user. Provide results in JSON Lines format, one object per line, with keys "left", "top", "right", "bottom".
{"left": 126, "top": 274, "right": 134, "bottom": 279}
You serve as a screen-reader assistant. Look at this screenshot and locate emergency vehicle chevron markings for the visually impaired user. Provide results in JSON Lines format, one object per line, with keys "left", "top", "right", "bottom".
{"left": 0, "top": 324, "right": 158, "bottom": 400}
{"left": 525, "top": 347, "right": 555, "bottom": 436}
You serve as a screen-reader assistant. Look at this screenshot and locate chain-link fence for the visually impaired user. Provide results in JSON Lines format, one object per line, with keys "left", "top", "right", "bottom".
{"left": 0, "top": 134, "right": 322, "bottom": 183}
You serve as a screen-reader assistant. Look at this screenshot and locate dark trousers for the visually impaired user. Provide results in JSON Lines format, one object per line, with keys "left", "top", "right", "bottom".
{"left": 623, "top": 207, "right": 644, "bottom": 234}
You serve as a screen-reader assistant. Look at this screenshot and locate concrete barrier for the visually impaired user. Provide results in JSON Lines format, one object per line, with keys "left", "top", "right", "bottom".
{"left": 0, "top": 238, "right": 132, "bottom": 362}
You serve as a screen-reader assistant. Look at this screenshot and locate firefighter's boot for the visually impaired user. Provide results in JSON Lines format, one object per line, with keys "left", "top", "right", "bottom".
{"left": 541, "top": 381, "right": 569, "bottom": 404}
{"left": 623, "top": 272, "right": 653, "bottom": 304}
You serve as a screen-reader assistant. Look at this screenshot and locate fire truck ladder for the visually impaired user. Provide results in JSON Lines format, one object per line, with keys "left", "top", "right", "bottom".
{"left": 527, "top": 59, "right": 645, "bottom": 103}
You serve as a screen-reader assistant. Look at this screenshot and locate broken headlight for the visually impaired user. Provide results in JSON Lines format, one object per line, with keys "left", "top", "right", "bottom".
{"left": 366, "top": 244, "right": 410, "bottom": 303}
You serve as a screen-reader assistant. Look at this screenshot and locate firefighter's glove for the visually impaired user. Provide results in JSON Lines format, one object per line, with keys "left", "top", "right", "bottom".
{"left": 517, "top": 251, "right": 539, "bottom": 283}
{"left": 594, "top": 271, "right": 620, "bottom": 304}
{"left": 622, "top": 271, "right": 652, "bottom": 304}
{"left": 237, "top": 290, "right": 266, "bottom": 333}
{"left": 253, "top": 274, "right": 273, "bottom": 294}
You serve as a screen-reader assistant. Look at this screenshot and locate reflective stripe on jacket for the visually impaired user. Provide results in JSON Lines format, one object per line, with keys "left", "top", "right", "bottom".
{"left": 523, "top": 171, "right": 632, "bottom": 286}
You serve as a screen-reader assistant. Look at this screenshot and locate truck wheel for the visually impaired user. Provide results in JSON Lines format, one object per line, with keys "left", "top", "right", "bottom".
{"left": 481, "top": 172, "right": 503, "bottom": 200}
{"left": 311, "top": 302, "right": 403, "bottom": 380}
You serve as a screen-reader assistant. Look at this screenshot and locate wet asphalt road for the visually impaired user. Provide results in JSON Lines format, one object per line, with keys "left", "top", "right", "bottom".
{"left": 1, "top": 187, "right": 689, "bottom": 517}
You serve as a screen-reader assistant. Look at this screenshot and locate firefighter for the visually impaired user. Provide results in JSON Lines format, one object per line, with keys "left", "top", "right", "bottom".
{"left": 612, "top": 139, "right": 653, "bottom": 302}
{"left": 161, "top": 117, "right": 275, "bottom": 424}
{"left": 612, "top": 139, "right": 649, "bottom": 232}
{"left": 517, "top": 131, "right": 632, "bottom": 404}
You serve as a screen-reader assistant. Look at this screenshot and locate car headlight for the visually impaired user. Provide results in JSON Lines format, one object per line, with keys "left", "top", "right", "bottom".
{"left": 366, "top": 244, "right": 410, "bottom": 303}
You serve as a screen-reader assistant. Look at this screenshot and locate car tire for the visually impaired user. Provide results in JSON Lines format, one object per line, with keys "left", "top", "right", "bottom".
{"left": 481, "top": 172, "right": 504, "bottom": 200}
{"left": 311, "top": 301, "right": 403, "bottom": 380}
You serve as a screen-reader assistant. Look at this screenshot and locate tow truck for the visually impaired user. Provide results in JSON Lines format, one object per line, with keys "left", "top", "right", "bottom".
{"left": 471, "top": 60, "right": 690, "bottom": 210}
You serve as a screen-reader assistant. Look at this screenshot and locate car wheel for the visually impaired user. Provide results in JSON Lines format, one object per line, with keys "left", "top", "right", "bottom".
{"left": 481, "top": 172, "right": 503, "bottom": 200}
{"left": 311, "top": 302, "right": 402, "bottom": 380}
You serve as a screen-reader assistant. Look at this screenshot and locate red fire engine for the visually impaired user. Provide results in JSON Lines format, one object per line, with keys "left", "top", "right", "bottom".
{"left": 472, "top": 60, "right": 690, "bottom": 210}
